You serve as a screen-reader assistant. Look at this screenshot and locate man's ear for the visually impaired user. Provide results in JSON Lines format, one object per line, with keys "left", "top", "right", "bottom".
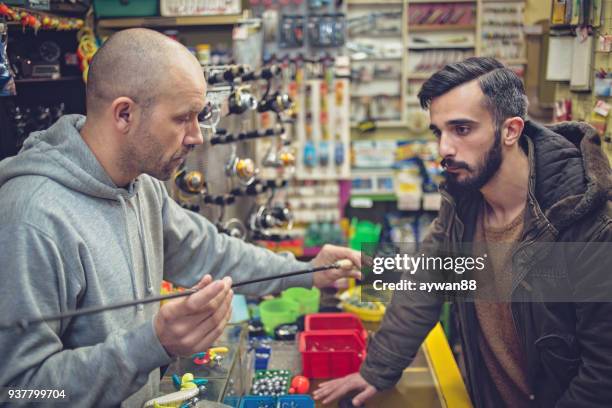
{"left": 502, "top": 116, "right": 525, "bottom": 147}
{"left": 110, "top": 97, "right": 136, "bottom": 134}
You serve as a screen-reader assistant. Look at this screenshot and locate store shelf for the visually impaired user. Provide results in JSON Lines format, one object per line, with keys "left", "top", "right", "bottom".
{"left": 351, "top": 193, "right": 397, "bottom": 202}
{"left": 97, "top": 14, "right": 241, "bottom": 29}
{"left": 351, "top": 56, "right": 403, "bottom": 61}
{"left": 351, "top": 32, "right": 404, "bottom": 38}
{"left": 500, "top": 58, "right": 528, "bottom": 65}
{"left": 14, "top": 76, "right": 82, "bottom": 84}
{"left": 408, "top": 43, "right": 475, "bottom": 50}
{"left": 351, "top": 120, "right": 406, "bottom": 128}
{"left": 6, "top": 21, "right": 79, "bottom": 31}
{"left": 410, "top": 0, "right": 475, "bottom": 3}
{"left": 348, "top": 0, "right": 402, "bottom": 3}
{"left": 407, "top": 72, "right": 435, "bottom": 80}
{"left": 409, "top": 24, "right": 476, "bottom": 32}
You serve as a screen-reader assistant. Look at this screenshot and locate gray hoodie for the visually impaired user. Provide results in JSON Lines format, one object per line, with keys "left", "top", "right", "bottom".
{"left": 0, "top": 115, "right": 311, "bottom": 407}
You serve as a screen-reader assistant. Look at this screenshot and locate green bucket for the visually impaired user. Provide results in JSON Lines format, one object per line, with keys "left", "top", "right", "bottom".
{"left": 282, "top": 287, "right": 320, "bottom": 316}
{"left": 349, "top": 218, "right": 382, "bottom": 251}
{"left": 259, "top": 298, "right": 299, "bottom": 335}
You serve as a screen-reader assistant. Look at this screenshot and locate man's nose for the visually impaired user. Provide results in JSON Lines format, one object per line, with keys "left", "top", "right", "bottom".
{"left": 438, "top": 132, "right": 456, "bottom": 158}
{"left": 185, "top": 117, "right": 204, "bottom": 146}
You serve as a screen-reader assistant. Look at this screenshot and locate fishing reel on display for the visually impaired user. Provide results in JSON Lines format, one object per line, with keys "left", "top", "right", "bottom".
{"left": 217, "top": 218, "right": 248, "bottom": 240}
{"left": 206, "top": 64, "right": 248, "bottom": 86}
{"left": 225, "top": 151, "right": 259, "bottom": 186}
{"left": 227, "top": 86, "right": 257, "bottom": 116}
{"left": 263, "top": 144, "right": 296, "bottom": 170}
{"left": 174, "top": 168, "right": 207, "bottom": 212}
{"left": 198, "top": 99, "right": 222, "bottom": 135}
{"left": 210, "top": 198, "right": 248, "bottom": 240}
{"left": 257, "top": 91, "right": 293, "bottom": 115}
{"left": 262, "top": 125, "right": 296, "bottom": 171}
{"left": 249, "top": 202, "right": 294, "bottom": 242}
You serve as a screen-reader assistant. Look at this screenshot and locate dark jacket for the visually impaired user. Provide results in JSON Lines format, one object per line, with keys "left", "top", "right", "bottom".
{"left": 360, "top": 121, "right": 612, "bottom": 407}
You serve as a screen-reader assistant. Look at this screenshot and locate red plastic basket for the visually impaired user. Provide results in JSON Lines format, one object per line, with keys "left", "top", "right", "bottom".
{"left": 299, "top": 330, "right": 366, "bottom": 379}
{"left": 304, "top": 313, "right": 368, "bottom": 343}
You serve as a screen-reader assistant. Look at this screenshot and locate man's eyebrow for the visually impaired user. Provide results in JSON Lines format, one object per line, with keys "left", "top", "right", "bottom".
{"left": 446, "top": 118, "right": 479, "bottom": 126}
{"left": 178, "top": 105, "right": 204, "bottom": 115}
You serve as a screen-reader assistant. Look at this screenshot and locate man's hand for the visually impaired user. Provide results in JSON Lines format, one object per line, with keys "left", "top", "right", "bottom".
{"left": 154, "top": 275, "right": 233, "bottom": 357}
{"left": 311, "top": 244, "right": 362, "bottom": 288}
{"left": 313, "top": 372, "right": 378, "bottom": 406}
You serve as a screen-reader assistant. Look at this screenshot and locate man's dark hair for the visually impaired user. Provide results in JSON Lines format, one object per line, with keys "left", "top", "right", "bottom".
{"left": 417, "top": 57, "right": 528, "bottom": 127}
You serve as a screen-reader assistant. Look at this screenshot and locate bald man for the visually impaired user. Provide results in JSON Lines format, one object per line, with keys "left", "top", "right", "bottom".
{"left": 0, "top": 29, "right": 361, "bottom": 407}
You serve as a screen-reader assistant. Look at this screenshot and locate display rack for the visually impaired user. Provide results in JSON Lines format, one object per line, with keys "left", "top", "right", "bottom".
{"left": 552, "top": 0, "right": 612, "bottom": 163}
{"left": 96, "top": 14, "right": 242, "bottom": 29}
{"left": 346, "top": 0, "right": 527, "bottom": 135}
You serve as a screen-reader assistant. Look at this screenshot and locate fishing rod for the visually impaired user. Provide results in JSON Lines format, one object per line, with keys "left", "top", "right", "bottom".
{"left": 0, "top": 259, "right": 354, "bottom": 331}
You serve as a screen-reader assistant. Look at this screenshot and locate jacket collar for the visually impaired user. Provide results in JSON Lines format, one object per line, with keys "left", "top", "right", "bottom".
{"left": 439, "top": 120, "right": 611, "bottom": 239}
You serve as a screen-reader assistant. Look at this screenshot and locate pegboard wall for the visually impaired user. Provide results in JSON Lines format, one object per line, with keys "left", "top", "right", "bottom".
{"left": 553, "top": 0, "right": 612, "bottom": 162}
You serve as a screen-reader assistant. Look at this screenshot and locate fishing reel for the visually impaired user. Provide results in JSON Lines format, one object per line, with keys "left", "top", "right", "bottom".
{"left": 175, "top": 169, "right": 207, "bottom": 195}
{"left": 257, "top": 91, "right": 293, "bottom": 114}
{"left": 217, "top": 218, "right": 248, "bottom": 240}
{"left": 249, "top": 203, "right": 293, "bottom": 231}
{"left": 207, "top": 64, "right": 248, "bottom": 85}
{"left": 262, "top": 125, "right": 296, "bottom": 169}
{"left": 263, "top": 144, "right": 296, "bottom": 169}
{"left": 198, "top": 100, "right": 221, "bottom": 131}
{"left": 225, "top": 152, "right": 259, "bottom": 186}
{"left": 228, "top": 86, "right": 257, "bottom": 115}
{"left": 174, "top": 168, "right": 207, "bottom": 212}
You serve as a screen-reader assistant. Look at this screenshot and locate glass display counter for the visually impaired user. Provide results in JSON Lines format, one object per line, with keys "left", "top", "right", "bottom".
{"left": 158, "top": 322, "right": 471, "bottom": 408}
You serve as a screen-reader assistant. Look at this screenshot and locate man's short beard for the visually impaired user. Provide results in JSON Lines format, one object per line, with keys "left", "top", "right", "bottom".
{"left": 158, "top": 157, "right": 181, "bottom": 181}
{"left": 445, "top": 126, "right": 503, "bottom": 192}
{"left": 132, "top": 120, "right": 173, "bottom": 181}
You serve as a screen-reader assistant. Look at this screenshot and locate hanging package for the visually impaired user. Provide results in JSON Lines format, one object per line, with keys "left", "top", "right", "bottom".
{"left": 0, "top": 22, "right": 16, "bottom": 96}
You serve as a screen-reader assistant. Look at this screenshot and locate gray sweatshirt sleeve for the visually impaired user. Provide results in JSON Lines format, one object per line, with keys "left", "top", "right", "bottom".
{"left": 160, "top": 186, "right": 312, "bottom": 294}
{"left": 0, "top": 224, "right": 172, "bottom": 407}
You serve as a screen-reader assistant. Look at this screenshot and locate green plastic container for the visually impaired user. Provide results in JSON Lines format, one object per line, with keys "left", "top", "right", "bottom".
{"left": 349, "top": 218, "right": 382, "bottom": 251}
{"left": 282, "top": 287, "right": 320, "bottom": 316}
{"left": 259, "top": 298, "right": 299, "bottom": 335}
{"left": 93, "top": 0, "right": 158, "bottom": 18}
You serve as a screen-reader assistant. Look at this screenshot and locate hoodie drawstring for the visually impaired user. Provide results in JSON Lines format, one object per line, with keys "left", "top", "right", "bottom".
{"left": 118, "top": 195, "right": 143, "bottom": 311}
{"left": 135, "top": 191, "right": 154, "bottom": 296}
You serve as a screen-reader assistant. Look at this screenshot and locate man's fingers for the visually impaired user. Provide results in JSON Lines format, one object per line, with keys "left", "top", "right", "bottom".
{"left": 350, "top": 270, "right": 363, "bottom": 280}
{"left": 184, "top": 277, "right": 232, "bottom": 315}
{"left": 333, "top": 246, "right": 362, "bottom": 270}
{"left": 331, "top": 266, "right": 362, "bottom": 281}
{"left": 191, "top": 274, "right": 213, "bottom": 290}
{"left": 345, "top": 249, "right": 362, "bottom": 269}
{"left": 192, "top": 292, "right": 234, "bottom": 352}
{"left": 162, "top": 277, "right": 231, "bottom": 325}
{"left": 162, "top": 280, "right": 222, "bottom": 316}
{"left": 181, "top": 290, "right": 233, "bottom": 349}
{"left": 313, "top": 378, "right": 342, "bottom": 397}
{"left": 353, "top": 386, "right": 377, "bottom": 406}
{"left": 320, "top": 379, "right": 355, "bottom": 404}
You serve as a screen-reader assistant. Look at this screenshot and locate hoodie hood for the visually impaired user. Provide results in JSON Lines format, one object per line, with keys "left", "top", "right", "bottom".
{"left": 0, "top": 114, "right": 154, "bottom": 309}
{"left": 525, "top": 120, "right": 612, "bottom": 231}
{"left": 0, "top": 114, "right": 138, "bottom": 200}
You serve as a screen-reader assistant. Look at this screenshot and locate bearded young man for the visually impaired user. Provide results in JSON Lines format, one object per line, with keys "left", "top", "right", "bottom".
{"left": 314, "top": 57, "right": 612, "bottom": 407}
